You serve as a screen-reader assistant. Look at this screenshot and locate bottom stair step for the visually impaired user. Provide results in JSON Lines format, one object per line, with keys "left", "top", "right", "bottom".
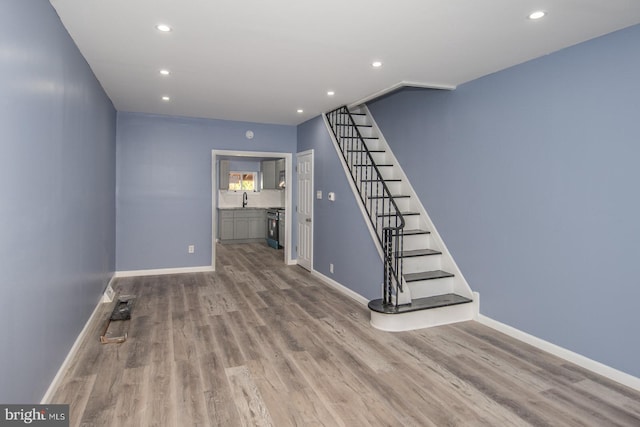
{"left": 368, "top": 293, "right": 472, "bottom": 314}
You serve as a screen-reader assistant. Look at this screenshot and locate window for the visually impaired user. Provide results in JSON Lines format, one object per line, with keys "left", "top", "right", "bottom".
{"left": 228, "top": 172, "right": 256, "bottom": 191}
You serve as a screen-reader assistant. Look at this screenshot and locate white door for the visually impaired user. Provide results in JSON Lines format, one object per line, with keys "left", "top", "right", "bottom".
{"left": 296, "top": 150, "right": 313, "bottom": 271}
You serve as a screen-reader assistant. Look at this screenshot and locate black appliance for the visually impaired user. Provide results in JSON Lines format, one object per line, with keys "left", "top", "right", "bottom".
{"left": 266, "top": 207, "right": 284, "bottom": 249}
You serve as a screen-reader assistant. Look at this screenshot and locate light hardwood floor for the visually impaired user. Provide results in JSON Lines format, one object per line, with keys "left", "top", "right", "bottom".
{"left": 50, "top": 242, "right": 640, "bottom": 426}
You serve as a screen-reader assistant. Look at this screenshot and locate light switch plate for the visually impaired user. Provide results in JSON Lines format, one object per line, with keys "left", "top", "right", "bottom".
{"left": 316, "top": 190, "right": 322, "bottom": 199}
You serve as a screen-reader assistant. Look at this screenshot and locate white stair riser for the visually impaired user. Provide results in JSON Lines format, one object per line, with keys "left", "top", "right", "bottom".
{"left": 402, "top": 234, "right": 433, "bottom": 250}
{"left": 368, "top": 151, "right": 389, "bottom": 163}
{"left": 374, "top": 215, "right": 421, "bottom": 231}
{"left": 359, "top": 181, "right": 402, "bottom": 194}
{"left": 335, "top": 126, "right": 376, "bottom": 138}
{"left": 407, "top": 276, "right": 456, "bottom": 299}
{"left": 402, "top": 255, "right": 442, "bottom": 273}
{"left": 362, "top": 139, "right": 384, "bottom": 151}
{"left": 355, "top": 180, "right": 402, "bottom": 195}
{"left": 370, "top": 302, "right": 475, "bottom": 332}
{"left": 361, "top": 197, "right": 412, "bottom": 213}
{"left": 379, "top": 168, "right": 403, "bottom": 181}
{"left": 350, "top": 115, "right": 370, "bottom": 127}
{"left": 357, "top": 128, "right": 376, "bottom": 138}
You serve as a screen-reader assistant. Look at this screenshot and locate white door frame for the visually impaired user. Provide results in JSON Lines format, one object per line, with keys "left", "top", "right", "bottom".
{"left": 211, "top": 149, "right": 293, "bottom": 271}
{"left": 296, "top": 149, "right": 314, "bottom": 271}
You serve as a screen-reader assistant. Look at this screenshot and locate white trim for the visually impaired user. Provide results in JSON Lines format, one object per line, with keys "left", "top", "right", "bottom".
{"left": 310, "top": 270, "right": 369, "bottom": 307}
{"left": 211, "top": 149, "right": 294, "bottom": 271}
{"left": 477, "top": 314, "right": 640, "bottom": 392}
{"left": 115, "top": 265, "right": 214, "bottom": 278}
{"left": 296, "top": 149, "right": 314, "bottom": 271}
{"left": 41, "top": 293, "right": 105, "bottom": 403}
{"left": 211, "top": 150, "right": 217, "bottom": 270}
{"left": 348, "top": 80, "right": 456, "bottom": 110}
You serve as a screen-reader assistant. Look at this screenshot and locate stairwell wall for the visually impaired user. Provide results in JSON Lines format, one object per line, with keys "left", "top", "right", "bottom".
{"left": 297, "top": 117, "right": 382, "bottom": 300}
{"left": 367, "top": 24, "right": 640, "bottom": 378}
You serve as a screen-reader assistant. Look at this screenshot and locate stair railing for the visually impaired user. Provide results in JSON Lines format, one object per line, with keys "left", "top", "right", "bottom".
{"left": 326, "top": 106, "right": 405, "bottom": 306}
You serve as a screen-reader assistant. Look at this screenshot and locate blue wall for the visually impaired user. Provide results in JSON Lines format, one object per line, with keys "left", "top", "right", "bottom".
{"left": 116, "top": 112, "right": 296, "bottom": 270}
{"left": 297, "top": 117, "right": 382, "bottom": 299}
{"left": 368, "top": 24, "right": 640, "bottom": 377}
{"left": 0, "top": 0, "right": 116, "bottom": 402}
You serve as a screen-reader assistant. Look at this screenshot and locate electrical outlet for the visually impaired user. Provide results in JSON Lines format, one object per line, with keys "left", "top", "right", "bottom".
{"left": 188, "top": 245, "right": 195, "bottom": 254}
{"left": 330, "top": 263, "right": 334, "bottom": 274}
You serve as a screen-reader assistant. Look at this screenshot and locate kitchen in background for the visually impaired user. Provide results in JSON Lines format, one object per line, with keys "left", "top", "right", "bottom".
{"left": 217, "top": 156, "right": 286, "bottom": 249}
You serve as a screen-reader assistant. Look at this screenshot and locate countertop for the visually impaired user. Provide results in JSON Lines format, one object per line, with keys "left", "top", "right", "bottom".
{"left": 218, "top": 207, "right": 269, "bottom": 210}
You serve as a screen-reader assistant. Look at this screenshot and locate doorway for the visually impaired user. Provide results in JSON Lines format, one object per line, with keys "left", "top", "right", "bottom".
{"left": 211, "top": 149, "right": 293, "bottom": 271}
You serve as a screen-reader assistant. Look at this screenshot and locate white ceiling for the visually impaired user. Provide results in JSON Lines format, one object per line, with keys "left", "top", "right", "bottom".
{"left": 50, "top": 0, "right": 640, "bottom": 126}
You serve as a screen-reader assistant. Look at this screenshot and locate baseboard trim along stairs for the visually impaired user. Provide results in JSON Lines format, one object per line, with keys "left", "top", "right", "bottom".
{"left": 308, "top": 267, "right": 640, "bottom": 391}
{"left": 325, "top": 105, "right": 477, "bottom": 331}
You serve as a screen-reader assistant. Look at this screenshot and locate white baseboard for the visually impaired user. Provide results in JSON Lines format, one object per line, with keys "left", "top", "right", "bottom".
{"left": 41, "top": 293, "right": 106, "bottom": 404}
{"left": 477, "top": 314, "right": 640, "bottom": 392}
{"left": 300, "top": 273, "right": 639, "bottom": 391}
{"left": 115, "top": 265, "right": 214, "bottom": 278}
{"left": 310, "top": 270, "right": 369, "bottom": 306}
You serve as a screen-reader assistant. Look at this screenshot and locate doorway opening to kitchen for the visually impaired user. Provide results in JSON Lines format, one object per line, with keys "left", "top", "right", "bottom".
{"left": 211, "top": 149, "right": 293, "bottom": 271}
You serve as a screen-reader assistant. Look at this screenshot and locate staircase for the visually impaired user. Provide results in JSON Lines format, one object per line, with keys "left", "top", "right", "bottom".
{"left": 325, "top": 105, "right": 476, "bottom": 331}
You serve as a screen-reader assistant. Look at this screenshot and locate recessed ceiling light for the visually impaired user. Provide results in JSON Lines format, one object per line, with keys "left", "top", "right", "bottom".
{"left": 372, "top": 61, "right": 383, "bottom": 68}
{"left": 160, "top": 69, "right": 170, "bottom": 76}
{"left": 327, "top": 91, "right": 335, "bottom": 96}
{"left": 156, "top": 24, "right": 172, "bottom": 32}
{"left": 297, "top": 109, "right": 304, "bottom": 114}
{"left": 161, "top": 96, "right": 170, "bottom": 101}
{"left": 528, "top": 10, "right": 546, "bottom": 20}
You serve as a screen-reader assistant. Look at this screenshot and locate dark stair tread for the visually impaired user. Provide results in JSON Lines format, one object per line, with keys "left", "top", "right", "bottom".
{"left": 361, "top": 178, "right": 401, "bottom": 182}
{"left": 397, "top": 249, "right": 441, "bottom": 258}
{"left": 340, "top": 136, "right": 379, "bottom": 139}
{"left": 336, "top": 125, "right": 372, "bottom": 129}
{"left": 368, "top": 294, "right": 472, "bottom": 314}
{"left": 400, "top": 229, "right": 431, "bottom": 236}
{"left": 404, "top": 270, "right": 455, "bottom": 282}
{"left": 368, "top": 194, "right": 410, "bottom": 199}
{"left": 347, "top": 149, "right": 385, "bottom": 153}
{"left": 354, "top": 164, "right": 393, "bottom": 167}
{"left": 377, "top": 211, "right": 419, "bottom": 217}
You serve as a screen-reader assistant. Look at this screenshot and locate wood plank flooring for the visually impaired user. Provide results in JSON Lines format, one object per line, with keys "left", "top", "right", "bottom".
{"left": 50, "top": 242, "right": 640, "bottom": 426}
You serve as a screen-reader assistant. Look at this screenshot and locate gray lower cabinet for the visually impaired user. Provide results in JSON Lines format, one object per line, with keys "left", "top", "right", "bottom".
{"left": 218, "top": 209, "right": 266, "bottom": 242}
{"left": 219, "top": 210, "right": 235, "bottom": 240}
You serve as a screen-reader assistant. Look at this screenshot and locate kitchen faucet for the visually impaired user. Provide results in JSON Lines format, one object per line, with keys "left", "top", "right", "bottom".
{"left": 242, "top": 192, "right": 248, "bottom": 208}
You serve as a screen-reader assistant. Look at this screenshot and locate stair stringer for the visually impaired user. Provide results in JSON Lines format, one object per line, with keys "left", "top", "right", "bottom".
{"left": 360, "top": 104, "right": 475, "bottom": 303}
{"left": 321, "top": 113, "right": 414, "bottom": 305}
